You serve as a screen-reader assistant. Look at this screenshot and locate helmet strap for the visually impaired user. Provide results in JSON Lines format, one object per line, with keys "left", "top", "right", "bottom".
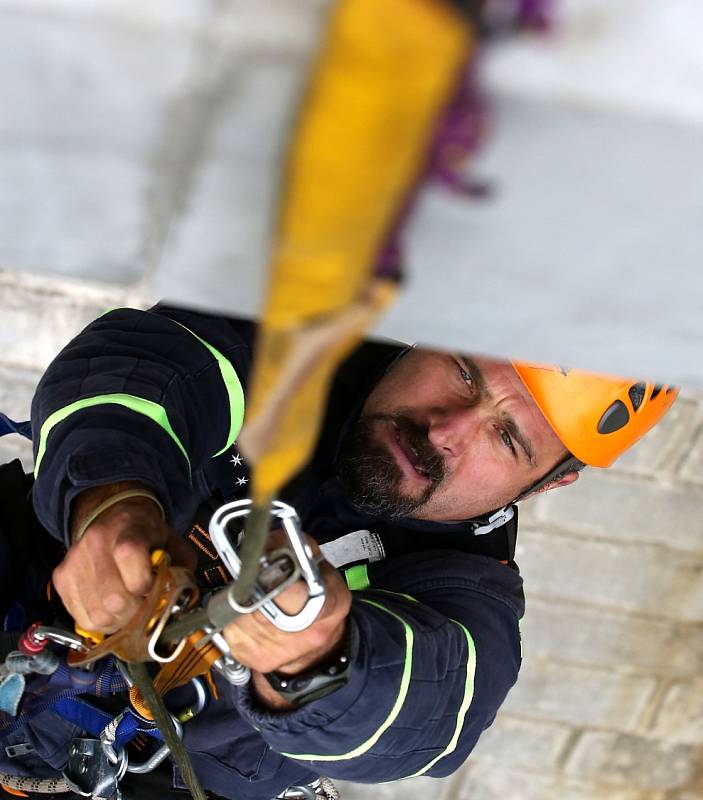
{"left": 512, "top": 455, "right": 586, "bottom": 504}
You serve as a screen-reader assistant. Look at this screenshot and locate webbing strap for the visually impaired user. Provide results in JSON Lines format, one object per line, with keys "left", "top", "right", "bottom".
{"left": 51, "top": 698, "right": 162, "bottom": 748}
{"left": 0, "top": 657, "right": 127, "bottom": 737}
{"left": 51, "top": 697, "right": 114, "bottom": 738}
{"left": 0, "top": 414, "right": 31, "bottom": 441}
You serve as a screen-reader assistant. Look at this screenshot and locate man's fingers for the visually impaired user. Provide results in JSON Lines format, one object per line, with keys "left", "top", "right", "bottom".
{"left": 52, "top": 543, "right": 141, "bottom": 632}
{"left": 112, "top": 536, "right": 156, "bottom": 596}
{"left": 220, "top": 542, "right": 352, "bottom": 674}
{"left": 53, "top": 524, "right": 160, "bottom": 632}
{"left": 79, "top": 539, "right": 141, "bottom": 631}
{"left": 52, "top": 560, "right": 92, "bottom": 628}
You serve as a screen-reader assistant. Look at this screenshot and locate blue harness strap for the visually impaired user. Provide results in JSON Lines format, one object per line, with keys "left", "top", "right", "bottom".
{"left": 0, "top": 657, "right": 129, "bottom": 737}
{"left": 51, "top": 697, "right": 116, "bottom": 738}
{"left": 51, "top": 698, "right": 162, "bottom": 747}
{"left": 0, "top": 413, "right": 31, "bottom": 441}
{"left": 0, "top": 653, "right": 164, "bottom": 754}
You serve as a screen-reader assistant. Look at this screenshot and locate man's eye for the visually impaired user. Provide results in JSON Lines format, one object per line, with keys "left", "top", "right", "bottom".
{"left": 456, "top": 362, "right": 474, "bottom": 391}
{"left": 500, "top": 429, "right": 516, "bottom": 456}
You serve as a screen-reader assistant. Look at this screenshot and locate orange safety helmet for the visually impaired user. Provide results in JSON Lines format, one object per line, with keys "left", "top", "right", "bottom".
{"left": 512, "top": 361, "right": 679, "bottom": 468}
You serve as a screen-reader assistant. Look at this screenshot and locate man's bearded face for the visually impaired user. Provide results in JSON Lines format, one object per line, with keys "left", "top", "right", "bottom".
{"left": 335, "top": 348, "right": 569, "bottom": 522}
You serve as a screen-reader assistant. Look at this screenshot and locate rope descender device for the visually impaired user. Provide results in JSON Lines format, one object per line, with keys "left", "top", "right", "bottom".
{"left": 67, "top": 550, "right": 200, "bottom": 668}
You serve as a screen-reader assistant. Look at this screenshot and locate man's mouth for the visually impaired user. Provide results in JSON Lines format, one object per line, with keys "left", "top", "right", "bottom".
{"left": 335, "top": 413, "right": 445, "bottom": 518}
{"left": 388, "top": 421, "right": 440, "bottom": 485}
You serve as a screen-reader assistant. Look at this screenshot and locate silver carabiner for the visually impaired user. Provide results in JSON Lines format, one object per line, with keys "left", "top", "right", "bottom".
{"left": 126, "top": 676, "right": 208, "bottom": 775}
{"left": 209, "top": 499, "right": 326, "bottom": 633}
{"left": 32, "top": 626, "right": 89, "bottom": 653}
{"left": 173, "top": 676, "right": 208, "bottom": 723}
{"left": 98, "top": 676, "right": 207, "bottom": 776}
{"left": 146, "top": 587, "right": 197, "bottom": 664}
{"left": 125, "top": 677, "right": 207, "bottom": 775}
{"left": 126, "top": 717, "right": 183, "bottom": 775}
{"left": 207, "top": 629, "right": 251, "bottom": 686}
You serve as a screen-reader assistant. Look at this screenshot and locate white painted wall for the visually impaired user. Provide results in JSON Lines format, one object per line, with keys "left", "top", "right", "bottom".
{"left": 0, "top": 0, "right": 701, "bottom": 386}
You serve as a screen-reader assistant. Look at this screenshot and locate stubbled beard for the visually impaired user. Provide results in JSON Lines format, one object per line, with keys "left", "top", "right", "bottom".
{"left": 336, "top": 414, "right": 445, "bottom": 518}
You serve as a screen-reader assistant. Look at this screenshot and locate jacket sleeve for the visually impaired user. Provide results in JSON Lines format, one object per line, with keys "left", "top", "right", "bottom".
{"left": 235, "top": 551, "right": 523, "bottom": 782}
{"left": 30, "top": 304, "right": 251, "bottom": 545}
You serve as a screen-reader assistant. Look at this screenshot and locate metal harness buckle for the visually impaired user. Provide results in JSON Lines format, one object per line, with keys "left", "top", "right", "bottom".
{"left": 470, "top": 505, "right": 515, "bottom": 536}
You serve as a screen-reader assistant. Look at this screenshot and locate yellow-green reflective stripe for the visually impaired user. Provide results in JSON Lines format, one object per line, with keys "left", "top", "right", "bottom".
{"left": 375, "top": 588, "right": 417, "bottom": 604}
{"left": 405, "top": 619, "right": 476, "bottom": 778}
{"left": 34, "top": 394, "right": 190, "bottom": 477}
{"left": 364, "top": 591, "right": 478, "bottom": 780}
{"left": 98, "top": 306, "right": 123, "bottom": 318}
{"left": 280, "top": 598, "right": 413, "bottom": 761}
{"left": 168, "top": 320, "right": 245, "bottom": 457}
{"left": 344, "top": 564, "right": 369, "bottom": 591}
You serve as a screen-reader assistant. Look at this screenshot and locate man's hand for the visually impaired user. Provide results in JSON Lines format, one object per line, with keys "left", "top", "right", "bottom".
{"left": 221, "top": 534, "right": 352, "bottom": 709}
{"left": 52, "top": 481, "right": 195, "bottom": 633}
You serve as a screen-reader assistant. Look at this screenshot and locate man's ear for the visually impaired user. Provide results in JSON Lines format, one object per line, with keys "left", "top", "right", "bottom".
{"left": 528, "top": 470, "right": 580, "bottom": 498}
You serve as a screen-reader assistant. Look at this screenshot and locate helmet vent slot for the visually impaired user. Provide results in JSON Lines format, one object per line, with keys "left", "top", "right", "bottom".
{"left": 628, "top": 382, "right": 646, "bottom": 411}
{"left": 650, "top": 384, "right": 663, "bottom": 401}
{"left": 598, "top": 400, "right": 630, "bottom": 434}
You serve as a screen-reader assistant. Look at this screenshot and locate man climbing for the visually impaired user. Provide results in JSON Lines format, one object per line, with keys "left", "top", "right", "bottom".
{"left": 0, "top": 302, "right": 676, "bottom": 800}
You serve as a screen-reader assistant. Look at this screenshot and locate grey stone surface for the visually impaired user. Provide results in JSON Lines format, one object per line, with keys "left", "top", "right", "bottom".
{"left": 1, "top": 149, "right": 146, "bottom": 281}
{"left": 0, "top": 7, "right": 194, "bottom": 281}
{"left": 501, "top": 659, "right": 657, "bottom": 730}
{"left": 529, "top": 470, "right": 703, "bottom": 553}
{"left": 152, "top": 58, "right": 308, "bottom": 315}
{"left": 0, "top": 0, "right": 206, "bottom": 28}
{"left": 610, "top": 396, "right": 703, "bottom": 477}
{"left": 516, "top": 529, "right": 703, "bottom": 622}
{"left": 520, "top": 598, "right": 703, "bottom": 677}
{"left": 376, "top": 96, "right": 703, "bottom": 386}
{"left": 0, "top": 435, "right": 33, "bottom": 471}
{"left": 650, "top": 678, "right": 703, "bottom": 745}
{"left": 679, "top": 425, "right": 703, "bottom": 487}
{"left": 0, "top": 1, "right": 325, "bottom": 289}
{"left": 0, "top": 364, "right": 41, "bottom": 420}
{"left": 564, "top": 731, "right": 696, "bottom": 790}
{"left": 0, "top": 363, "right": 38, "bottom": 468}
{"left": 0, "top": 270, "right": 140, "bottom": 369}
{"left": 468, "top": 715, "right": 573, "bottom": 773}
{"left": 334, "top": 776, "right": 450, "bottom": 800}
{"left": 451, "top": 762, "right": 651, "bottom": 800}
{"left": 0, "top": 6, "right": 191, "bottom": 150}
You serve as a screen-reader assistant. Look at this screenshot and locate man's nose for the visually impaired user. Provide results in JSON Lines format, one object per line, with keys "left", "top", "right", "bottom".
{"left": 427, "top": 407, "right": 480, "bottom": 457}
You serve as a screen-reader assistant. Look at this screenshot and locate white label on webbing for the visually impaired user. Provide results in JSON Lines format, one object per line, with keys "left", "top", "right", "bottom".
{"left": 319, "top": 530, "right": 386, "bottom": 569}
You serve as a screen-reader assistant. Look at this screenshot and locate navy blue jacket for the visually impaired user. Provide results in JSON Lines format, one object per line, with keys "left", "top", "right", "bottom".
{"left": 29, "top": 305, "right": 524, "bottom": 799}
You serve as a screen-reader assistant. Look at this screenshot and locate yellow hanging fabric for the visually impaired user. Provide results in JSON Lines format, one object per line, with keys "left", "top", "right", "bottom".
{"left": 240, "top": 0, "right": 473, "bottom": 502}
